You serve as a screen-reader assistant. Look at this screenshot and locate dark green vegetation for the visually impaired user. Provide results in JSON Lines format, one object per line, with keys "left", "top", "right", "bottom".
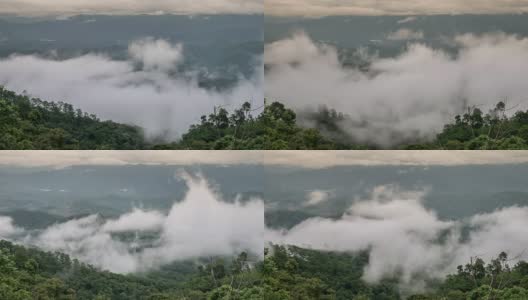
{"left": 264, "top": 244, "right": 528, "bottom": 300}
{"left": 4, "top": 86, "right": 528, "bottom": 149}
{"left": 154, "top": 101, "right": 351, "bottom": 150}
{"left": 406, "top": 102, "right": 528, "bottom": 150}
{"left": 168, "top": 100, "right": 528, "bottom": 150}
{"left": 410, "top": 252, "right": 528, "bottom": 300}
{"left": 264, "top": 245, "right": 400, "bottom": 300}
{"left": 0, "top": 240, "right": 262, "bottom": 300}
{"left": 0, "top": 87, "right": 145, "bottom": 149}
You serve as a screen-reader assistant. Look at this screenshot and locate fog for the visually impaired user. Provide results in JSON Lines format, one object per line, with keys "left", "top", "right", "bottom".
{"left": 0, "top": 216, "right": 20, "bottom": 238}
{"left": 265, "top": 32, "right": 528, "bottom": 147}
{"left": 0, "top": 38, "right": 263, "bottom": 140}
{"left": 265, "top": 0, "right": 528, "bottom": 17}
{"left": 0, "top": 0, "right": 262, "bottom": 16}
{"left": 0, "top": 172, "right": 264, "bottom": 274}
{"left": 266, "top": 184, "right": 528, "bottom": 292}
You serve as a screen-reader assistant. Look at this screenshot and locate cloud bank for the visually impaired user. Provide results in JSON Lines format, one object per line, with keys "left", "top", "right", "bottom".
{"left": 267, "top": 185, "right": 528, "bottom": 292}
{"left": 265, "top": 0, "right": 528, "bottom": 17}
{"left": 0, "top": 0, "right": 262, "bottom": 17}
{"left": 2, "top": 150, "right": 528, "bottom": 169}
{"left": 0, "top": 216, "right": 21, "bottom": 238}
{"left": 265, "top": 32, "right": 528, "bottom": 147}
{"left": 1, "top": 173, "right": 264, "bottom": 273}
{"left": 0, "top": 38, "right": 263, "bottom": 140}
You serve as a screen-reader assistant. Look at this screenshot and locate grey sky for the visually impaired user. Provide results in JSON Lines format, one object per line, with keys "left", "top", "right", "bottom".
{"left": 265, "top": 0, "right": 528, "bottom": 17}
{"left": 0, "top": 151, "right": 527, "bottom": 168}
{"left": 0, "top": 0, "right": 262, "bottom": 16}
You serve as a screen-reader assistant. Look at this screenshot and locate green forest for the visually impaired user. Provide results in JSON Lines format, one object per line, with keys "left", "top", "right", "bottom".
{"left": 264, "top": 244, "right": 528, "bottom": 300}
{"left": 0, "top": 240, "right": 262, "bottom": 300}
{"left": 3, "top": 86, "right": 528, "bottom": 149}
{"left": 0, "top": 87, "right": 146, "bottom": 150}
{"left": 4, "top": 239, "right": 528, "bottom": 299}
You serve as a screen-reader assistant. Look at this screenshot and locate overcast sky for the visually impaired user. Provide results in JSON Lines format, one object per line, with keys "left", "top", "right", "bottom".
{"left": 265, "top": 0, "right": 528, "bottom": 17}
{"left": 0, "top": 0, "right": 262, "bottom": 17}
{"left": 0, "top": 151, "right": 527, "bottom": 168}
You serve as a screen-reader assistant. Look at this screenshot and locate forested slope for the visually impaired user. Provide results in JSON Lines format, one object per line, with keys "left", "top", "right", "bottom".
{"left": 264, "top": 244, "right": 528, "bottom": 300}
{"left": 0, "top": 87, "right": 145, "bottom": 149}
{"left": 0, "top": 240, "right": 262, "bottom": 300}
{"left": 4, "top": 86, "right": 528, "bottom": 150}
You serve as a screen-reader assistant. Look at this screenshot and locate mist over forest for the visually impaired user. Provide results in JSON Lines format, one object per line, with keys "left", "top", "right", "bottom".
{"left": 264, "top": 163, "right": 528, "bottom": 298}
{"left": 0, "top": 14, "right": 264, "bottom": 140}
{"left": 265, "top": 14, "right": 528, "bottom": 147}
{"left": 0, "top": 166, "right": 264, "bottom": 298}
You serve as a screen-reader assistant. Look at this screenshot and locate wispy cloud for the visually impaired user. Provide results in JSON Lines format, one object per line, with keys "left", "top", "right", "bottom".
{"left": 265, "top": 0, "right": 528, "bottom": 17}
{"left": 0, "top": 0, "right": 262, "bottom": 17}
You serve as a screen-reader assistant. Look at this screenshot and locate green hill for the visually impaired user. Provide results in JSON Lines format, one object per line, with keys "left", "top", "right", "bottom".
{"left": 0, "top": 87, "right": 146, "bottom": 149}
{"left": 0, "top": 240, "right": 262, "bottom": 300}
{"left": 264, "top": 244, "right": 528, "bottom": 300}
{"left": 4, "top": 86, "right": 528, "bottom": 150}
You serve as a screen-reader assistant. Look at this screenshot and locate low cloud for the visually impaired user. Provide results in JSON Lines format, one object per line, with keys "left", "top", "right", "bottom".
{"left": 267, "top": 185, "right": 528, "bottom": 292}
{"left": 265, "top": 32, "right": 528, "bottom": 147}
{"left": 303, "top": 189, "right": 334, "bottom": 206}
{"left": 0, "top": 216, "right": 21, "bottom": 238}
{"left": 0, "top": 0, "right": 262, "bottom": 17}
{"left": 6, "top": 172, "right": 264, "bottom": 274}
{"left": 128, "top": 38, "right": 184, "bottom": 73}
{"left": 102, "top": 208, "right": 165, "bottom": 233}
{"left": 265, "top": 0, "right": 528, "bottom": 17}
{"left": 0, "top": 38, "right": 263, "bottom": 140}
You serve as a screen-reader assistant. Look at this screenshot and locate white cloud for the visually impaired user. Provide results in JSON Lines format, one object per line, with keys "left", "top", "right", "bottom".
{"left": 265, "top": 32, "right": 528, "bottom": 147}
{"left": 303, "top": 190, "right": 334, "bottom": 206}
{"left": 2, "top": 150, "right": 528, "bottom": 169}
{"left": 267, "top": 185, "right": 528, "bottom": 292}
{"left": 0, "top": 216, "right": 21, "bottom": 238}
{"left": 17, "top": 172, "right": 264, "bottom": 273}
{"left": 265, "top": 0, "right": 528, "bottom": 17}
{"left": 0, "top": 0, "right": 262, "bottom": 16}
{"left": 0, "top": 38, "right": 263, "bottom": 139}
{"left": 128, "top": 38, "right": 184, "bottom": 73}
{"left": 102, "top": 208, "right": 165, "bottom": 233}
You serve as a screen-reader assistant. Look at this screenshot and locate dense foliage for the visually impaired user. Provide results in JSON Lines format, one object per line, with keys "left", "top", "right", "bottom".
{"left": 0, "top": 240, "right": 262, "bottom": 300}
{"left": 410, "top": 252, "right": 528, "bottom": 299}
{"left": 157, "top": 100, "right": 528, "bottom": 150}
{"left": 406, "top": 102, "right": 528, "bottom": 150}
{"left": 0, "top": 87, "right": 145, "bottom": 149}
{"left": 263, "top": 245, "right": 400, "bottom": 300}
{"left": 154, "top": 101, "right": 348, "bottom": 150}
{"left": 4, "top": 86, "right": 528, "bottom": 149}
{"left": 264, "top": 244, "right": 528, "bottom": 300}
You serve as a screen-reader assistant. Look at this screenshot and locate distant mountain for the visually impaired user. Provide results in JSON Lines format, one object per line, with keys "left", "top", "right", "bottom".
{"left": 265, "top": 14, "right": 528, "bottom": 57}
{"left": 263, "top": 164, "right": 528, "bottom": 228}
{"left": 0, "top": 163, "right": 264, "bottom": 219}
{"left": 0, "top": 14, "right": 263, "bottom": 88}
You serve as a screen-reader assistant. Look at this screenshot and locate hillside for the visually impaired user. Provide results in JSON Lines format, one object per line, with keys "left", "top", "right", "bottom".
{"left": 0, "top": 240, "right": 262, "bottom": 299}
{"left": 264, "top": 244, "right": 528, "bottom": 300}
{"left": 0, "top": 87, "right": 145, "bottom": 149}
{"left": 4, "top": 86, "right": 528, "bottom": 150}
{"left": 163, "top": 100, "right": 528, "bottom": 150}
